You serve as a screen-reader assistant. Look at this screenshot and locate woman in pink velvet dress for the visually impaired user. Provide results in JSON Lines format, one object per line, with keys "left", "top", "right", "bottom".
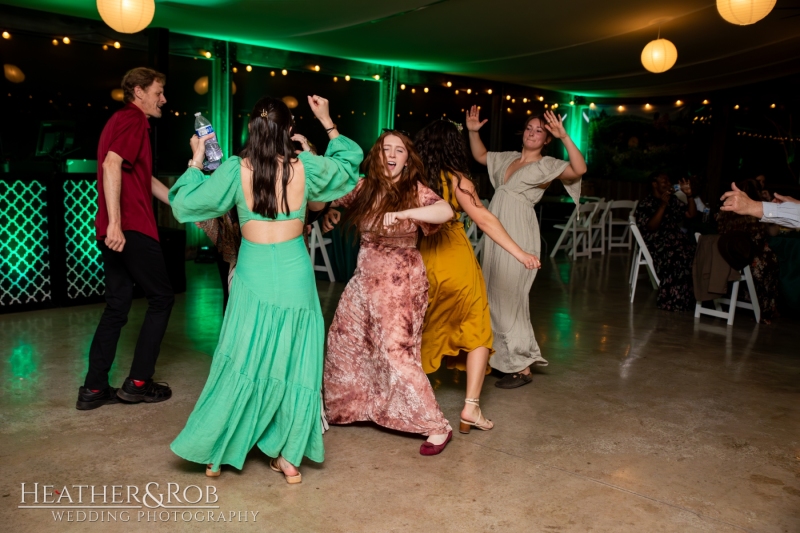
{"left": 322, "top": 131, "right": 456, "bottom": 456}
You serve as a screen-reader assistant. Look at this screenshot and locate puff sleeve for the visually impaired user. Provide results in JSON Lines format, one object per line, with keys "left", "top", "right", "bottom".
{"left": 540, "top": 156, "right": 580, "bottom": 204}
{"left": 298, "top": 135, "right": 363, "bottom": 202}
{"left": 169, "top": 157, "right": 240, "bottom": 223}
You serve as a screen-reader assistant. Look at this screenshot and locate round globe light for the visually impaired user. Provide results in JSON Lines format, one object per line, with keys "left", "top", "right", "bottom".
{"left": 716, "top": 0, "right": 776, "bottom": 25}
{"left": 96, "top": 0, "right": 155, "bottom": 34}
{"left": 4, "top": 64, "right": 25, "bottom": 83}
{"left": 194, "top": 76, "right": 209, "bottom": 95}
{"left": 641, "top": 38, "right": 678, "bottom": 73}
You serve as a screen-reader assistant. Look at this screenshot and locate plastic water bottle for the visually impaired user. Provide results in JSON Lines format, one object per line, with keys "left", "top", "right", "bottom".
{"left": 194, "top": 112, "right": 223, "bottom": 170}
{"left": 702, "top": 207, "right": 710, "bottom": 223}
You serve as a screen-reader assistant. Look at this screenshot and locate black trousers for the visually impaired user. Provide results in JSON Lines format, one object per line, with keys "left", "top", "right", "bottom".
{"left": 84, "top": 230, "right": 175, "bottom": 389}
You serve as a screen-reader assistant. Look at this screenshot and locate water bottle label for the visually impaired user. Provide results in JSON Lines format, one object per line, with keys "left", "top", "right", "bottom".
{"left": 196, "top": 125, "right": 214, "bottom": 136}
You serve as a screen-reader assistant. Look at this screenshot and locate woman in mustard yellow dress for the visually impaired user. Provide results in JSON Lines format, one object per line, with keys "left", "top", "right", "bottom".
{"left": 416, "top": 120, "right": 540, "bottom": 433}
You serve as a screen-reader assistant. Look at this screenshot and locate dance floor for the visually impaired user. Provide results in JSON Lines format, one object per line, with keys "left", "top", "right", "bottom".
{"left": 1, "top": 251, "right": 798, "bottom": 532}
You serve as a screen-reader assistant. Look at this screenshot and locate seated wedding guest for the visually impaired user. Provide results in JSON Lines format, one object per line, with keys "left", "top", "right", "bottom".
{"left": 635, "top": 171, "right": 696, "bottom": 311}
{"left": 716, "top": 180, "right": 780, "bottom": 324}
{"left": 721, "top": 182, "right": 800, "bottom": 229}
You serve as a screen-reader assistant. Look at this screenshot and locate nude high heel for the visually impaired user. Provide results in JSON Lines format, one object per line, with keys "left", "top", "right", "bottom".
{"left": 206, "top": 464, "right": 221, "bottom": 477}
{"left": 459, "top": 398, "right": 494, "bottom": 434}
{"left": 270, "top": 457, "right": 302, "bottom": 484}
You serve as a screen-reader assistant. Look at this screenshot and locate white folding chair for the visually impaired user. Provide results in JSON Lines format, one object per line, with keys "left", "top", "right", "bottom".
{"left": 550, "top": 207, "right": 578, "bottom": 258}
{"left": 629, "top": 218, "right": 660, "bottom": 303}
{"left": 572, "top": 202, "right": 598, "bottom": 259}
{"left": 308, "top": 220, "right": 335, "bottom": 282}
{"left": 693, "top": 233, "right": 760, "bottom": 326}
{"left": 589, "top": 200, "right": 612, "bottom": 255}
{"left": 550, "top": 202, "right": 598, "bottom": 259}
{"left": 608, "top": 200, "right": 639, "bottom": 251}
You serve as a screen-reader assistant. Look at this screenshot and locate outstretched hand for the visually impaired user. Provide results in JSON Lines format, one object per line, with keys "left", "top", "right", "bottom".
{"left": 720, "top": 182, "right": 763, "bottom": 218}
{"left": 773, "top": 192, "right": 799, "bottom": 205}
{"left": 466, "top": 105, "right": 488, "bottom": 132}
{"left": 543, "top": 110, "right": 566, "bottom": 139}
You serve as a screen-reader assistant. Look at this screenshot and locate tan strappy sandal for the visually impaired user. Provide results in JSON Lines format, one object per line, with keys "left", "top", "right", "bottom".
{"left": 270, "top": 457, "right": 302, "bottom": 484}
{"left": 459, "top": 398, "right": 494, "bottom": 434}
{"left": 206, "top": 464, "right": 220, "bottom": 477}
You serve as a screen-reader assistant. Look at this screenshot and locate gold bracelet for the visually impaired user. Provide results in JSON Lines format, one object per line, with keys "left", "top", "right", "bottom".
{"left": 187, "top": 159, "right": 204, "bottom": 170}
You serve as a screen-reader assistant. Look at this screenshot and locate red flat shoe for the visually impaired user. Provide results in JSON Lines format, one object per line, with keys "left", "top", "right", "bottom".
{"left": 420, "top": 431, "right": 452, "bottom": 456}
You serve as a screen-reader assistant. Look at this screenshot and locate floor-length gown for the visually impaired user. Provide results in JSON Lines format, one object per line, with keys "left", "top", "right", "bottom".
{"left": 323, "top": 181, "right": 452, "bottom": 436}
{"left": 482, "top": 152, "right": 579, "bottom": 373}
{"left": 168, "top": 136, "right": 362, "bottom": 470}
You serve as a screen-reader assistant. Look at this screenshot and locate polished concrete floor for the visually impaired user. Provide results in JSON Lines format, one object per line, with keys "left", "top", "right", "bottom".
{"left": 1, "top": 251, "right": 798, "bottom": 533}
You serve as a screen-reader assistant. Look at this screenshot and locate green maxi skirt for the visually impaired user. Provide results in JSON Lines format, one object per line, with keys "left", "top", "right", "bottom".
{"left": 171, "top": 236, "right": 325, "bottom": 470}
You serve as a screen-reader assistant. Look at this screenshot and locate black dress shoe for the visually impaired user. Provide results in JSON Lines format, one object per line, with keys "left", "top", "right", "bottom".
{"left": 494, "top": 372, "right": 533, "bottom": 389}
{"left": 116, "top": 378, "right": 172, "bottom": 404}
{"left": 76, "top": 387, "right": 121, "bottom": 410}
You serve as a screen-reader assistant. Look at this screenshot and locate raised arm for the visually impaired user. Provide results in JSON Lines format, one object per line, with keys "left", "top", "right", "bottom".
{"left": 454, "top": 176, "right": 540, "bottom": 269}
{"left": 466, "top": 105, "right": 488, "bottom": 166}
{"left": 543, "top": 110, "right": 587, "bottom": 183}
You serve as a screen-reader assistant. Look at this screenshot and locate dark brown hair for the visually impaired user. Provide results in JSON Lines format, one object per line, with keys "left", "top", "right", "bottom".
{"left": 121, "top": 67, "right": 166, "bottom": 103}
{"left": 341, "top": 131, "right": 425, "bottom": 235}
{"left": 522, "top": 114, "right": 553, "bottom": 155}
{"left": 239, "top": 96, "right": 296, "bottom": 218}
{"left": 415, "top": 119, "right": 477, "bottom": 208}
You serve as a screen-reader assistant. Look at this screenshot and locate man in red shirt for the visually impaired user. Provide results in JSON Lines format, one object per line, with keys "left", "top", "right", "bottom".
{"left": 77, "top": 67, "right": 174, "bottom": 410}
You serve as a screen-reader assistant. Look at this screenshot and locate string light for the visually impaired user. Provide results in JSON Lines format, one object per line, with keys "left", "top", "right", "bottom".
{"left": 411, "top": 88, "right": 416, "bottom": 93}
{"left": 466, "top": 89, "right": 472, "bottom": 94}
{"left": 373, "top": 74, "right": 380, "bottom": 80}
{"left": 527, "top": 110, "right": 532, "bottom": 115}
{"left": 52, "top": 39, "right": 59, "bottom": 46}
{"left": 62, "top": 37, "right": 71, "bottom": 44}
{"left": 770, "top": 103, "right": 776, "bottom": 109}
{"left": 333, "top": 76, "right": 338, "bottom": 82}
{"left": 617, "top": 105, "right": 624, "bottom": 112}
{"left": 282, "top": 69, "right": 288, "bottom": 75}
{"left": 538, "top": 96, "right": 544, "bottom": 101}
{"left": 676, "top": 100, "right": 683, "bottom": 106}
{"left": 506, "top": 95, "right": 511, "bottom": 101}
{"left": 246, "top": 65, "right": 253, "bottom": 72}
{"left": 487, "top": 89, "right": 492, "bottom": 94}
{"left": 204, "top": 51, "right": 212, "bottom": 58}
{"left": 270, "top": 71, "right": 275, "bottom": 76}
{"left": 522, "top": 98, "right": 528, "bottom": 103}
{"left": 455, "top": 89, "right": 459, "bottom": 95}
{"left": 446, "top": 81, "right": 452, "bottom": 87}
{"left": 424, "top": 87, "right": 429, "bottom": 93}
{"left": 113, "top": 41, "right": 121, "bottom": 48}
{"left": 569, "top": 100, "right": 575, "bottom": 105}
{"left": 645, "top": 103, "right": 652, "bottom": 110}
{"left": 507, "top": 107, "right": 512, "bottom": 113}
{"left": 702, "top": 99, "right": 709, "bottom": 105}
{"left": 102, "top": 44, "right": 108, "bottom": 50}
{"left": 734, "top": 104, "right": 740, "bottom": 109}
{"left": 345, "top": 75, "right": 350, "bottom": 81}
{"left": 232, "top": 67, "right": 238, "bottom": 73}
{"left": 400, "top": 84, "right": 406, "bottom": 90}
{"left": 314, "top": 65, "right": 320, "bottom": 71}
{"left": 552, "top": 103, "right": 558, "bottom": 109}
{"left": 589, "top": 103, "right": 596, "bottom": 109}
{"left": 2, "top": 31, "right": 10, "bottom": 39}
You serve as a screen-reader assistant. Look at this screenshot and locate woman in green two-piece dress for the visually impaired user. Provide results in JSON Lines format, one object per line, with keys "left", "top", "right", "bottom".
{"left": 168, "top": 95, "right": 362, "bottom": 483}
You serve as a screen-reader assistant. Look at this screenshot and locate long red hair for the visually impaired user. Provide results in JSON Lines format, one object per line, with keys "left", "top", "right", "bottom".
{"left": 341, "top": 131, "right": 426, "bottom": 234}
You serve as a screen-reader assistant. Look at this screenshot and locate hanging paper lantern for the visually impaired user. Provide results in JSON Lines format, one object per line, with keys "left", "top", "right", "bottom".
{"left": 111, "top": 88, "right": 124, "bottom": 101}
{"left": 716, "top": 0, "right": 775, "bottom": 25}
{"left": 96, "top": 0, "right": 155, "bottom": 34}
{"left": 641, "top": 38, "right": 678, "bottom": 73}
{"left": 4, "top": 64, "right": 25, "bottom": 83}
{"left": 194, "top": 76, "right": 209, "bottom": 95}
{"left": 282, "top": 96, "right": 299, "bottom": 109}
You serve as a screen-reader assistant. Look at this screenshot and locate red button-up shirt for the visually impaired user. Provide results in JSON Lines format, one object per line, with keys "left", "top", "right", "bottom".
{"left": 95, "top": 102, "right": 159, "bottom": 242}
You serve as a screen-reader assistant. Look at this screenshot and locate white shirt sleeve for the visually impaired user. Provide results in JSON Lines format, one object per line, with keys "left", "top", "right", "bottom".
{"left": 760, "top": 201, "right": 800, "bottom": 229}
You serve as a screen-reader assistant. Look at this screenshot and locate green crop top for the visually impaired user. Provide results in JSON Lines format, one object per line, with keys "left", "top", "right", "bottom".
{"left": 169, "top": 135, "right": 363, "bottom": 227}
